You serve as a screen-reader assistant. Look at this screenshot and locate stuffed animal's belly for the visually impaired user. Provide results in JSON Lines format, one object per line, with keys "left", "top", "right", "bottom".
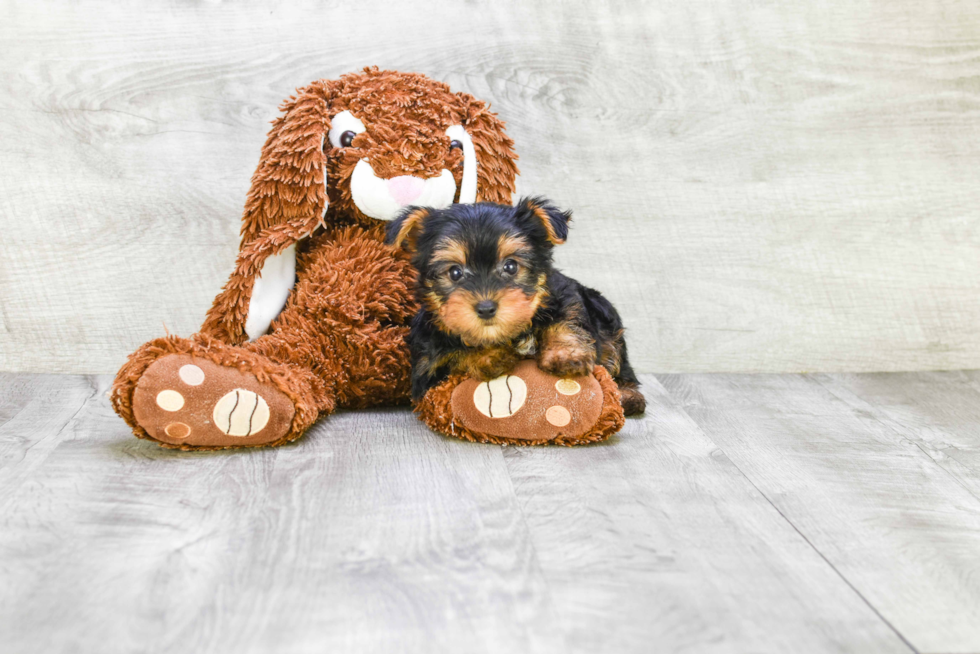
{"left": 274, "top": 224, "right": 416, "bottom": 407}
{"left": 292, "top": 224, "right": 419, "bottom": 327}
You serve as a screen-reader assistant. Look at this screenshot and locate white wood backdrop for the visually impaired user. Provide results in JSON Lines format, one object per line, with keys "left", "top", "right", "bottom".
{"left": 1, "top": 0, "right": 979, "bottom": 374}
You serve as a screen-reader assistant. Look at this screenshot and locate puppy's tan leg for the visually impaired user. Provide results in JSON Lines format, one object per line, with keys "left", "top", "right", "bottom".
{"left": 457, "top": 347, "right": 523, "bottom": 381}
{"left": 537, "top": 321, "right": 596, "bottom": 378}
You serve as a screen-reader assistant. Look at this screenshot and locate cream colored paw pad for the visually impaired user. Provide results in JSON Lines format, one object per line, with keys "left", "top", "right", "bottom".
{"left": 179, "top": 364, "right": 205, "bottom": 386}
{"left": 555, "top": 379, "right": 581, "bottom": 395}
{"left": 473, "top": 374, "right": 527, "bottom": 418}
{"left": 546, "top": 405, "right": 571, "bottom": 427}
{"left": 212, "top": 389, "right": 271, "bottom": 436}
{"left": 156, "top": 389, "right": 185, "bottom": 412}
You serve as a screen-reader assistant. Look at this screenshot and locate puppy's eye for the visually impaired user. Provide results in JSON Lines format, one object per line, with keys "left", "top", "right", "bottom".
{"left": 340, "top": 130, "right": 356, "bottom": 148}
{"left": 448, "top": 265, "right": 464, "bottom": 282}
{"left": 449, "top": 139, "right": 463, "bottom": 151}
{"left": 502, "top": 259, "right": 518, "bottom": 276}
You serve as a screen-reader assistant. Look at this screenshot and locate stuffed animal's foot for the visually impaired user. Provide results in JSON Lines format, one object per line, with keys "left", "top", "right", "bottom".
{"left": 112, "top": 335, "right": 323, "bottom": 450}
{"left": 415, "top": 360, "right": 625, "bottom": 446}
{"left": 130, "top": 354, "right": 298, "bottom": 448}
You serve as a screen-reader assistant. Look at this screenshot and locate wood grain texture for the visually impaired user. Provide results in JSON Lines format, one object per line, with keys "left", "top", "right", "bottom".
{"left": 2, "top": 0, "right": 980, "bottom": 374}
{"left": 502, "top": 376, "right": 912, "bottom": 654}
{"left": 660, "top": 372, "right": 980, "bottom": 653}
{"left": 0, "top": 373, "right": 100, "bottom": 512}
{"left": 6, "top": 371, "right": 980, "bottom": 651}
{"left": 814, "top": 370, "right": 980, "bottom": 501}
{"left": 0, "top": 375, "right": 563, "bottom": 654}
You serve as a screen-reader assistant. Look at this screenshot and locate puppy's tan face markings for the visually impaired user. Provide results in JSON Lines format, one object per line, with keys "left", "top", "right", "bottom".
{"left": 421, "top": 232, "right": 547, "bottom": 346}
{"left": 421, "top": 238, "right": 468, "bottom": 305}
{"left": 438, "top": 288, "right": 490, "bottom": 343}
{"left": 492, "top": 286, "right": 545, "bottom": 339}
{"left": 437, "top": 289, "right": 541, "bottom": 346}
{"left": 433, "top": 281, "right": 547, "bottom": 347}
{"left": 429, "top": 233, "right": 529, "bottom": 278}
{"left": 497, "top": 233, "right": 529, "bottom": 261}
{"left": 430, "top": 239, "right": 468, "bottom": 267}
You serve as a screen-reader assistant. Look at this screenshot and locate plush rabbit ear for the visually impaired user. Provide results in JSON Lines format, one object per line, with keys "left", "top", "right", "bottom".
{"left": 201, "top": 81, "right": 334, "bottom": 344}
{"left": 456, "top": 94, "right": 519, "bottom": 204}
{"left": 240, "top": 80, "right": 334, "bottom": 244}
{"left": 517, "top": 196, "right": 572, "bottom": 245}
{"left": 386, "top": 206, "right": 431, "bottom": 254}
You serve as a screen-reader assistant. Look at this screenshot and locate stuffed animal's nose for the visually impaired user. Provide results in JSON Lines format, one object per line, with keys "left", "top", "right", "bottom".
{"left": 475, "top": 300, "right": 498, "bottom": 319}
{"left": 386, "top": 175, "right": 425, "bottom": 206}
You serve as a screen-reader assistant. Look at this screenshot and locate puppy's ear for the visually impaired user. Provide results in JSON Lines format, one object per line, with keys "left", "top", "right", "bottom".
{"left": 385, "top": 206, "right": 431, "bottom": 253}
{"left": 517, "top": 196, "right": 572, "bottom": 245}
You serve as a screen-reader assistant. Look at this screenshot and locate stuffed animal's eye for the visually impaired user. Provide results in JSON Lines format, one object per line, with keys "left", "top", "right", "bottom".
{"left": 448, "top": 265, "right": 464, "bottom": 282}
{"left": 328, "top": 111, "right": 366, "bottom": 148}
{"left": 449, "top": 139, "right": 463, "bottom": 151}
{"left": 502, "top": 259, "right": 518, "bottom": 275}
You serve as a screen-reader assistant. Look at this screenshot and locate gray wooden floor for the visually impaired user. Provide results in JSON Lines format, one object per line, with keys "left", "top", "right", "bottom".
{"left": 3, "top": 372, "right": 980, "bottom": 654}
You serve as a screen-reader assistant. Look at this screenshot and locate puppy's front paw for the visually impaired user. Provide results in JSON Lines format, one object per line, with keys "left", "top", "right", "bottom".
{"left": 537, "top": 344, "right": 596, "bottom": 378}
{"left": 461, "top": 347, "right": 522, "bottom": 381}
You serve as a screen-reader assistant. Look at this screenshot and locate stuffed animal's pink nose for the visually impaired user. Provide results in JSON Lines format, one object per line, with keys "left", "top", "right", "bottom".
{"left": 386, "top": 176, "right": 425, "bottom": 206}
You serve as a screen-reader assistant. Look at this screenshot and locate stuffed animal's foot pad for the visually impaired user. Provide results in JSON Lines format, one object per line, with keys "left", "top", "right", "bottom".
{"left": 471, "top": 374, "right": 528, "bottom": 418}
{"left": 132, "top": 354, "right": 294, "bottom": 448}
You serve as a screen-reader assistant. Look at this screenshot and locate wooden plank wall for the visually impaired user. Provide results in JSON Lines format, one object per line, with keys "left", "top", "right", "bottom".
{"left": 2, "top": 0, "right": 978, "bottom": 374}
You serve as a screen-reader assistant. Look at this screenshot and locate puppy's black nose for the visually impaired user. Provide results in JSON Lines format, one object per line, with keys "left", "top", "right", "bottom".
{"left": 475, "top": 300, "right": 497, "bottom": 319}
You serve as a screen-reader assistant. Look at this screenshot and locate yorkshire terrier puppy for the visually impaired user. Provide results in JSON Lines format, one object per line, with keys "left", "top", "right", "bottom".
{"left": 386, "top": 197, "right": 646, "bottom": 416}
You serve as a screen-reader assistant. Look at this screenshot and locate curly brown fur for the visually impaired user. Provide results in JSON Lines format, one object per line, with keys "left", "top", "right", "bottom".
{"left": 200, "top": 67, "right": 517, "bottom": 345}
{"left": 112, "top": 69, "right": 520, "bottom": 448}
{"left": 388, "top": 197, "right": 645, "bottom": 414}
{"left": 111, "top": 224, "right": 421, "bottom": 449}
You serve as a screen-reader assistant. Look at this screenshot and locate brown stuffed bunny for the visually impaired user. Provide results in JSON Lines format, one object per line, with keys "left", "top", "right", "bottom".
{"left": 111, "top": 68, "right": 624, "bottom": 449}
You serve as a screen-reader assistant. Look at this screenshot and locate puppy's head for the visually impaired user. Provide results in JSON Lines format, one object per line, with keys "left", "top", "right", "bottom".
{"left": 387, "top": 197, "right": 571, "bottom": 346}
